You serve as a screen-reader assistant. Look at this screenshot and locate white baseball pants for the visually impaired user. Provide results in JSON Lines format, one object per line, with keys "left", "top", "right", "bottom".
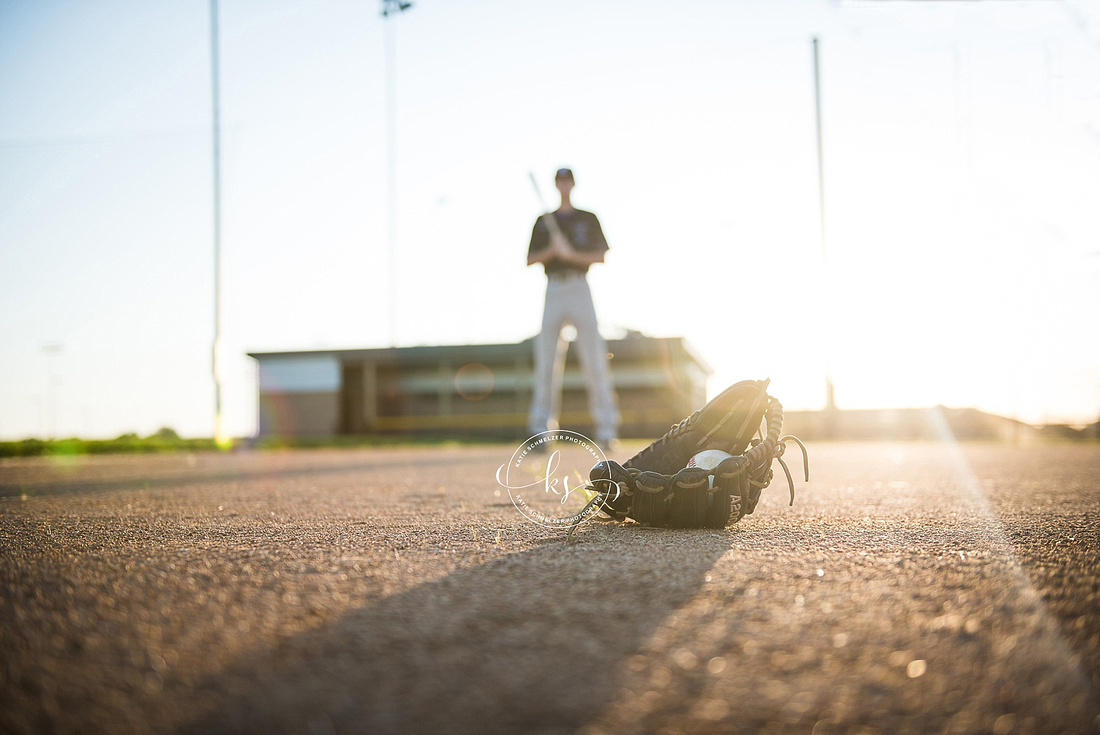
{"left": 528, "top": 273, "right": 620, "bottom": 442}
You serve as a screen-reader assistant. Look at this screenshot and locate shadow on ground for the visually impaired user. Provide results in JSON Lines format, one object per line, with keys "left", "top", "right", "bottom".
{"left": 176, "top": 526, "right": 731, "bottom": 735}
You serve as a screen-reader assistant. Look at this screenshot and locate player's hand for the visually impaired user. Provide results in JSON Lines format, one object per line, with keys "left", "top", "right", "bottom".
{"left": 549, "top": 232, "right": 572, "bottom": 256}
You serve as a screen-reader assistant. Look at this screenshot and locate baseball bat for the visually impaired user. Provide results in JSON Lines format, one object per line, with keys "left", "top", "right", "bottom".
{"left": 528, "top": 170, "right": 565, "bottom": 239}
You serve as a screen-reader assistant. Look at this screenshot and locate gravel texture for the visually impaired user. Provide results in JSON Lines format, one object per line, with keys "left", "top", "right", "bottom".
{"left": 1, "top": 441, "right": 1098, "bottom": 734}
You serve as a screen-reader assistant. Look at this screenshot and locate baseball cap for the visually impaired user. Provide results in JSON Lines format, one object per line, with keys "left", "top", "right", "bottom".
{"left": 555, "top": 168, "right": 574, "bottom": 180}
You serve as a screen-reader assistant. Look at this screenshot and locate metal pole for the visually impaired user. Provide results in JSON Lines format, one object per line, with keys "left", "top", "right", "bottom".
{"left": 43, "top": 344, "right": 62, "bottom": 439}
{"left": 210, "top": 0, "right": 225, "bottom": 444}
{"left": 384, "top": 17, "right": 398, "bottom": 346}
{"left": 813, "top": 37, "right": 836, "bottom": 417}
{"left": 381, "top": 0, "right": 411, "bottom": 348}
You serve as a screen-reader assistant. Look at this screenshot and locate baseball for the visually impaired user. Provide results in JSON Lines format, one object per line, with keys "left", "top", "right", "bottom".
{"left": 686, "top": 449, "right": 734, "bottom": 471}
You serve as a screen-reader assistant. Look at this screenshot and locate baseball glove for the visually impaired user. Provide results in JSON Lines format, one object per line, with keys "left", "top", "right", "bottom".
{"left": 583, "top": 379, "right": 808, "bottom": 529}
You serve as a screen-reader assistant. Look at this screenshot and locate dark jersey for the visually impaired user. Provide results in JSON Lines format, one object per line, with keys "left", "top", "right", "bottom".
{"left": 527, "top": 208, "right": 609, "bottom": 276}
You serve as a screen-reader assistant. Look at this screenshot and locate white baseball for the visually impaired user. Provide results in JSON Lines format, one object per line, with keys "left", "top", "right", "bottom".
{"left": 686, "top": 449, "right": 734, "bottom": 471}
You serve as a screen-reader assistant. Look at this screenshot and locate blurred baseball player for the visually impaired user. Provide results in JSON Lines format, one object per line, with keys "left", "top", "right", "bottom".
{"left": 526, "top": 168, "right": 620, "bottom": 446}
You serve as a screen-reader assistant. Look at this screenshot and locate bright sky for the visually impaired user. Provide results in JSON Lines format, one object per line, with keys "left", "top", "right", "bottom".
{"left": 2, "top": 0, "right": 1099, "bottom": 440}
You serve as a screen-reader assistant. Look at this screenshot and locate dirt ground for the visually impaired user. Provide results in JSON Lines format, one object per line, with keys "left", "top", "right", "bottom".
{"left": 1, "top": 441, "right": 1099, "bottom": 734}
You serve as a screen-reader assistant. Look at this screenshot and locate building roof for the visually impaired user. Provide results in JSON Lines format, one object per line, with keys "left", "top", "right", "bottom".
{"left": 248, "top": 334, "right": 713, "bottom": 374}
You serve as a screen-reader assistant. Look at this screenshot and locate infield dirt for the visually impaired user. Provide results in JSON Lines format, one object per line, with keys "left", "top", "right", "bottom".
{"left": 2, "top": 441, "right": 1098, "bottom": 734}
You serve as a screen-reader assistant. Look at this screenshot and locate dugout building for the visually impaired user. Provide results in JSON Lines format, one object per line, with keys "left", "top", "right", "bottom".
{"left": 248, "top": 334, "right": 710, "bottom": 440}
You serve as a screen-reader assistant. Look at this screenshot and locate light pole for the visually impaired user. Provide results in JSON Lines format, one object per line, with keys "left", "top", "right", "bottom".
{"left": 42, "top": 344, "right": 63, "bottom": 439}
{"left": 209, "top": 0, "right": 227, "bottom": 446}
{"left": 381, "top": 0, "right": 412, "bottom": 347}
{"left": 813, "top": 37, "right": 837, "bottom": 427}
